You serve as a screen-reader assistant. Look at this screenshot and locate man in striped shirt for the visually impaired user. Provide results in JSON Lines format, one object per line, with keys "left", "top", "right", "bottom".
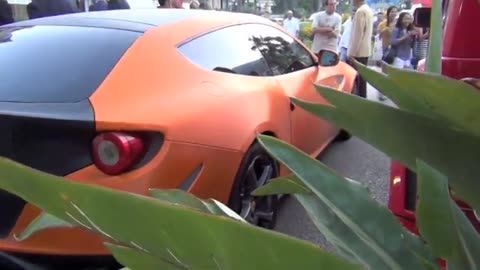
{"left": 412, "top": 26, "right": 429, "bottom": 69}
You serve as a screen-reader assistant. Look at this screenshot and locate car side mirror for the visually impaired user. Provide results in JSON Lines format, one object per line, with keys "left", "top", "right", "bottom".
{"left": 414, "top": 7, "right": 431, "bottom": 28}
{"left": 317, "top": 49, "right": 340, "bottom": 67}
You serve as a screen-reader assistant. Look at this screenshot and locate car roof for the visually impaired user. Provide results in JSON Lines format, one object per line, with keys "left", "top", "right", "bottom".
{"left": 6, "top": 9, "right": 271, "bottom": 33}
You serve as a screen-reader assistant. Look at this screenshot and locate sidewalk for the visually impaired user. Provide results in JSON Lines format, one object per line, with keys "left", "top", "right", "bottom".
{"left": 365, "top": 65, "right": 396, "bottom": 107}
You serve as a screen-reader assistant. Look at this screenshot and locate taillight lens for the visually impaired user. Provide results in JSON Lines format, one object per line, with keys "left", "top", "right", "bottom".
{"left": 92, "top": 132, "right": 145, "bottom": 175}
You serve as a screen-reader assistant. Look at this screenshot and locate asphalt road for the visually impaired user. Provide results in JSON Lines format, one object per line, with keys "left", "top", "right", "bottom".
{"left": 274, "top": 80, "right": 393, "bottom": 252}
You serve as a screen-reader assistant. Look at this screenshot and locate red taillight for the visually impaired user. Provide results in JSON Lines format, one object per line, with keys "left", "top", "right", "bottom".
{"left": 92, "top": 132, "right": 145, "bottom": 175}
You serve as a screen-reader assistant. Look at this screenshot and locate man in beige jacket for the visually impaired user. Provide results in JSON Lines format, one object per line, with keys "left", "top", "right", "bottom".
{"left": 347, "top": 0, "right": 373, "bottom": 98}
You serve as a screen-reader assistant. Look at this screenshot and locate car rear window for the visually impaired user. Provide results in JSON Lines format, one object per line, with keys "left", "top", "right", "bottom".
{"left": 0, "top": 25, "right": 141, "bottom": 103}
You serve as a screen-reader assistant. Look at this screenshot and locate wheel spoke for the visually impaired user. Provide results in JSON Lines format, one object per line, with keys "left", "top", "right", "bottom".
{"left": 240, "top": 199, "right": 252, "bottom": 219}
{"left": 238, "top": 154, "right": 277, "bottom": 227}
{"left": 246, "top": 162, "right": 258, "bottom": 187}
{"left": 257, "top": 165, "right": 273, "bottom": 187}
{"left": 254, "top": 210, "right": 274, "bottom": 221}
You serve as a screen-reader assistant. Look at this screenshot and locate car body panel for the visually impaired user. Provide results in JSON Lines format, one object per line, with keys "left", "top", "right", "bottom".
{"left": 442, "top": 0, "right": 480, "bottom": 79}
{"left": 276, "top": 64, "right": 354, "bottom": 156}
{"left": 2, "top": 140, "right": 243, "bottom": 255}
{"left": 0, "top": 9, "right": 357, "bottom": 257}
{"left": 90, "top": 34, "right": 291, "bottom": 150}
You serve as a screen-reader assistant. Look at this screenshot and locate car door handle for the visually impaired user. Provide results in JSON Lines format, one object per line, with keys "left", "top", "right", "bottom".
{"left": 290, "top": 101, "right": 295, "bottom": 111}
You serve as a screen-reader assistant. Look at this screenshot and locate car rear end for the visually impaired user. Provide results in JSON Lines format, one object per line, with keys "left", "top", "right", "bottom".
{"left": 388, "top": 0, "right": 480, "bottom": 238}
{"left": 0, "top": 23, "right": 145, "bottom": 268}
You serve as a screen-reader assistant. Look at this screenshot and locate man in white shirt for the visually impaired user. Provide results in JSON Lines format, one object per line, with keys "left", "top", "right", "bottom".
{"left": 283, "top": 10, "right": 300, "bottom": 38}
{"left": 338, "top": 12, "right": 354, "bottom": 62}
{"left": 310, "top": 0, "right": 342, "bottom": 54}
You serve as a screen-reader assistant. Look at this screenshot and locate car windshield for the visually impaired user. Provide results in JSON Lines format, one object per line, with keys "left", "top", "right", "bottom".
{"left": 0, "top": 25, "right": 141, "bottom": 103}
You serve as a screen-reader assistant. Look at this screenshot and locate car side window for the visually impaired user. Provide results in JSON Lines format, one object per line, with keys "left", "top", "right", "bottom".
{"left": 246, "top": 24, "right": 315, "bottom": 76}
{"left": 177, "top": 25, "right": 273, "bottom": 77}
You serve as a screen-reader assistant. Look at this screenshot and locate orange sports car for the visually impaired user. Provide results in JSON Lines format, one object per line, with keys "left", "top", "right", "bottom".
{"left": 0, "top": 9, "right": 356, "bottom": 269}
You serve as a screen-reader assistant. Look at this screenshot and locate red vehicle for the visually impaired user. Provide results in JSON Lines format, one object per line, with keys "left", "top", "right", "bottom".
{"left": 388, "top": 0, "right": 480, "bottom": 234}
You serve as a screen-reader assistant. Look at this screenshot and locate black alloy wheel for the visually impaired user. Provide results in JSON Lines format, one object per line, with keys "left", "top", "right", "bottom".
{"left": 229, "top": 143, "right": 279, "bottom": 229}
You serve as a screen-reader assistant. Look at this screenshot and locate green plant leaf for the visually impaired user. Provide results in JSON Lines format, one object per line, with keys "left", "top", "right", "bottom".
{"left": 14, "top": 212, "right": 73, "bottom": 241}
{"left": 0, "top": 158, "right": 362, "bottom": 270}
{"left": 293, "top": 193, "right": 366, "bottom": 264}
{"left": 426, "top": 0, "right": 442, "bottom": 73}
{"left": 411, "top": 249, "right": 443, "bottom": 270}
{"left": 353, "top": 62, "right": 427, "bottom": 112}
{"left": 149, "top": 189, "right": 247, "bottom": 223}
{"left": 253, "top": 176, "right": 371, "bottom": 265}
{"left": 293, "top": 86, "right": 480, "bottom": 212}
{"left": 106, "top": 243, "right": 184, "bottom": 270}
{"left": 253, "top": 175, "right": 367, "bottom": 196}
{"left": 416, "top": 160, "right": 480, "bottom": 269}
{"left": 257, "top": 134, "right": 438, "bottom": 270}
{"left": 252, "top": 176, "right": 311, "bottom": 196}
{"left": 386, "top": 67, "right": 480, "bottom": 136}
{"left": 149, "top": 189, "right": 209, "bottom": 212}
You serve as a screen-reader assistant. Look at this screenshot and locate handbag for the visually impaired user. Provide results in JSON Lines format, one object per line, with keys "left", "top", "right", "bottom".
{"left": 382, "top": 27, "right": 400, "bottom": 64}
{"left": 382, "top": 45, "right": 396, "bottom": 64}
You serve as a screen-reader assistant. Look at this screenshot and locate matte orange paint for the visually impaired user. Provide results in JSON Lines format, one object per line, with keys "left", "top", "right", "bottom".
{"left": 0, "top": 14, "right": 356, "bottom": 256}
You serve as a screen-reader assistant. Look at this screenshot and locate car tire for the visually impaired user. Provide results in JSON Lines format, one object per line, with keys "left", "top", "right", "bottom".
{"left": 333, "top": 81, "right": 356, "bottom": 142}
{"left": 228, "top": 142, "right": 279, "bottom": 229}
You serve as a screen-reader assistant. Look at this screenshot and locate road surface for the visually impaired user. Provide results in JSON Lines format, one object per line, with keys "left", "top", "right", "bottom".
{"left": 274, "top": 80, "right": 393, "bottom": 251}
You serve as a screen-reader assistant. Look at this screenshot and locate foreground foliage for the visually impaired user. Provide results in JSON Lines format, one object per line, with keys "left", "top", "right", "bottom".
{"left": 0, "top": 0, "right": 479, "bottom": 269}
{"left": 0, "top": 159, "right": 359, "bottom": 270}
{"left": 1, "top": 61, "right": 478, "bottom": 270}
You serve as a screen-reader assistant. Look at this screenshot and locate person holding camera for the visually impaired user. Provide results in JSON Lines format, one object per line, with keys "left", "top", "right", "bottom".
{"left": 390, "top": 12, "right": 417, "bottom": 69}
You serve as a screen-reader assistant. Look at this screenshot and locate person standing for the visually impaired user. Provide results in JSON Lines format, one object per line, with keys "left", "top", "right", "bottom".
{"left": 310, "top": 0, "right": 342, "bottom": 54}
{"left": 27, "top": 0, "right": 79, "bottom": 19}
{"left": 0, "top": 0, "right": 13, "bottom": 26}
{"left": 390, "top": 12, "right": 417, "bottom": 69}
{"left": 190, "top": 0, "right": 199, "bottom": 8}
{"left": 198, "top": 1, "right": 212, "bottom": 9}
{"left": 347, "top": 0, "right": 373, "bottom": 98}
{"left": 90, "top": 0, "right": 108, "bottom": 11}
{"left": 158, "top": 0, "right": 183, "bottom": 8}
{"left": 376, "top": 5, "right": 397, "bottom": 100}
{"left": 378, "top": 6, "right": 398, "bottom": 57}
{"left": 412, "top": 26, "right": 429, "bottom": 69}
{"left": 108, "top": 0, "right": 130, "bottom": 10}
{"left": 372, "top": 11, "right": 384, "bottom": 36}
{"left": 283, "top": 10, "right": 300, "bottom": 38}
{"left": 338, "top": 11, "right": 354, "bottom": 62}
